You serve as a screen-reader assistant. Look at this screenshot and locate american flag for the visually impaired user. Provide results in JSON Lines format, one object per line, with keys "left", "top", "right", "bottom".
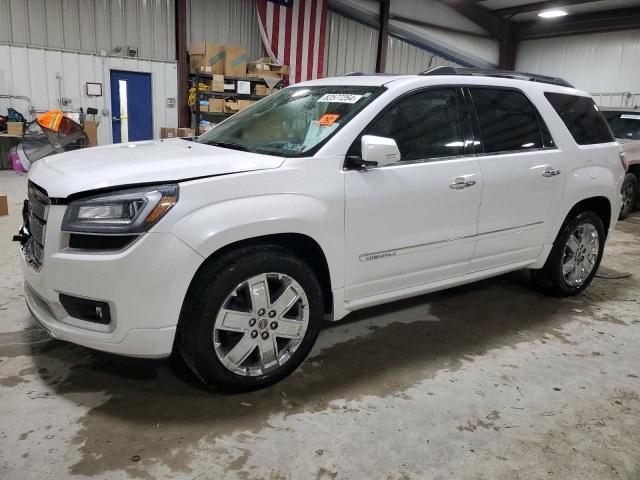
{"left": 256, "top": 0, "right": 328, "bottom": 85}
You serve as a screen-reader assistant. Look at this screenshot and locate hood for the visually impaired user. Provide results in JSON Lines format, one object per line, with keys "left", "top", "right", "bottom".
{"left": 28, "top": 138, "right": 285, "bottom": 198}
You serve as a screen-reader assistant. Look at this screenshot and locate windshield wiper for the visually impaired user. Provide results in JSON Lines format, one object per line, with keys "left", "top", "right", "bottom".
{"left": 207, "top": 141, "right": 257, "bottom": 153}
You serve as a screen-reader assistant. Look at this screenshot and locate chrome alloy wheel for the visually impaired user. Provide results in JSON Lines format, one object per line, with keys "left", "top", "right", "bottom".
{"left": 562, "top": 222, "right": 600, "bottom": 287}
{"left": 213, "top": 273, "right": 309, "bottom": 376}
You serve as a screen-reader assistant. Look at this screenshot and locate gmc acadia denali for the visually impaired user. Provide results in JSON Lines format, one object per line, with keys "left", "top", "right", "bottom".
{"left": 16, "top": 68, "right": 625, "bottom": 391}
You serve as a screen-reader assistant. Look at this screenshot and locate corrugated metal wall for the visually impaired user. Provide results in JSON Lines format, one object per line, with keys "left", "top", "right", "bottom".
{"left": 0, "top": 45, "right": 178, "bottom": 144}
{"left": 188, "top": 0, "right": 263, "bottom": 61}
{"left": 325, "top": 11, "right": 379, "bottom": 76}
{"left": 516, "top": 30, "right": 640, "bottom": 94}
{"left": 0, "top": 0, "right": 176, "bottom": 61}
{"left": 325, "top": 10, "right": 462, "bottom": 77}
{"left": 387, "top": 35, "right": 460, "bottom": 73}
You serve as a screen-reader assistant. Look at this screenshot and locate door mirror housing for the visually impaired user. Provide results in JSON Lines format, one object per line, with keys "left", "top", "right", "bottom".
{"left": 361, "top": 135, "right": 401, "bottom": 167}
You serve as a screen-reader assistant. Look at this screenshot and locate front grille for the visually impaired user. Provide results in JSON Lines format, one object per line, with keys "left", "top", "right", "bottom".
{"left": 26, "top": 182, "right": 50, "bottom": 268}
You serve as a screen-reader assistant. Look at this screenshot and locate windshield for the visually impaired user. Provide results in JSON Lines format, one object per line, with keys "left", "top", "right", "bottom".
{"left": 198, "top": 85, "right": 384, "bottom": 157}
{"left": 603, "top": 111, "right": 640, "bottom": 140}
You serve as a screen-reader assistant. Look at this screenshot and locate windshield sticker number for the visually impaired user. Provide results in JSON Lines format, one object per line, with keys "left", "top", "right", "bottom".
{"left": 318, "top": 114, "right": 340, "bottom": 126}
{"left": 621, "top": 114, "right": 640, "bottom": 120}
{"left": 318, "top": 94, "right": 363, "bottom": 104}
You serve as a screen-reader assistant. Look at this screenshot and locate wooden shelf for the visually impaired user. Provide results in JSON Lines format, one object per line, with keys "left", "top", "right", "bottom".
{"left": 197, "top": 91, "right": 266, "bottom": 100}
{"left": 189, "top": 73, "right": 281, "bottom": 85}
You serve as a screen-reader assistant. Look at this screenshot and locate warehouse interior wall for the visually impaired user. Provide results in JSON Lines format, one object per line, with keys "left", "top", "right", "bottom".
{"left": 0, "top": 0, "right": 178, "bottom": 144}
{"left": 187, "top": 0, "right": 263, "bottom": 61}
{"left": 329, "top": 0, "right": 499, "bottom": 67}
{"left": 516, "top": 30, "right": 640, "bottom": 95}
{"left": 325, "top": 10, "right": 464, "bottom": 76}
{"left": 0, "top": 45, "right": 178, "bottom": 144}
{"left": 0, "top": 0, "right": 176, "bottom": 61}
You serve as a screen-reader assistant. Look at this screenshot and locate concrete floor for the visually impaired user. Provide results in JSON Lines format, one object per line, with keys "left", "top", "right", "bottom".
{"left": 1, "top": 170, "right": 639, "bottom": 480}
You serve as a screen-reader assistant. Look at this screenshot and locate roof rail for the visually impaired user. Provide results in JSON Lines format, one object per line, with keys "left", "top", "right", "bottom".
{"left": 419, "top": 66, "right": 574, "bottom": 88}
{"left": 339, "top": 72, "right": 405, "bottom": 77}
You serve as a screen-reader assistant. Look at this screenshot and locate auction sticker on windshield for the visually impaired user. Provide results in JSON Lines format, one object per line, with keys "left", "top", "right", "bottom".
{"left": 318, "top": 94, "right": 363, "bottom": 103}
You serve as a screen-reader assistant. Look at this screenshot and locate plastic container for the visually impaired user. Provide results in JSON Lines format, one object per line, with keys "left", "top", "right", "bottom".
{"left": 10, "top": 149, "right": 26, "bottom": 173}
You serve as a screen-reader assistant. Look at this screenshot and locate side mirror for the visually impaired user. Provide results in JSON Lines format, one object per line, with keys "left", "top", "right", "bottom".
{"left": 361, "top": 135, "right": 401, "bottom": 167}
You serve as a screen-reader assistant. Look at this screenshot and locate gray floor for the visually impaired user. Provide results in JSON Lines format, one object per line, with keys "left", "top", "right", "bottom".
{"left": 1, "top": 169, "right": 639, "bottom": 480}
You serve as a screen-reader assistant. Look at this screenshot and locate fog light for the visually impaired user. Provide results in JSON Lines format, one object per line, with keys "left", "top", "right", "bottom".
{"left": 59, "top": 293, "right": 111, "bottom": 325}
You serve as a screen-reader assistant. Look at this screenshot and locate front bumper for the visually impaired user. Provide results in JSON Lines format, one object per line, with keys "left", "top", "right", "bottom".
{"left": 20, "top": 204, "right": 204, "bottom": 358}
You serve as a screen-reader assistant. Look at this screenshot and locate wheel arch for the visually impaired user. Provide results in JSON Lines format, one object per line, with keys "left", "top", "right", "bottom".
{"left": 180, "top": 233, "right": 334, "bottom": 326}
{"left": 565, "top": 196, "right": 612, "bottom": 237}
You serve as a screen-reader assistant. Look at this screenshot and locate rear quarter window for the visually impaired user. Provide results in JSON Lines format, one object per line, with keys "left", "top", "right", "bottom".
{"left": 544, "top": 92, "right": 614, "bottom": 145}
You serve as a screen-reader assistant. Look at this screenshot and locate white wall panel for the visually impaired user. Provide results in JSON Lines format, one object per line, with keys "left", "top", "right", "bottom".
{"left": 0, "top": 45, "right": 177, "bottom": 145}
{"left": 188, "top": 0, "right": 263, "bottom": 61}
{"left": 326, "top": 12, "right": 379, "bottom": 76}
{"left": 516, "top": 30, "right": 640, "bottom": 94}
{"left": 326, "top": 11, "right": 463, "bottom": 77}
{"left": 0, "top": 0, "right": 175, "bottom": 61}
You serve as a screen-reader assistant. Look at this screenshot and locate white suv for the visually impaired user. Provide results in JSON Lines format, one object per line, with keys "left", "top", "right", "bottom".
{"left": 16, "top": 68, "right": 625, "bottom": 391}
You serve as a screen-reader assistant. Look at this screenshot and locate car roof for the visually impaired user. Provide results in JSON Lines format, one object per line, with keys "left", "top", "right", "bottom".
{"left": 295, "top": 73, "right": 589, "bottom": 97}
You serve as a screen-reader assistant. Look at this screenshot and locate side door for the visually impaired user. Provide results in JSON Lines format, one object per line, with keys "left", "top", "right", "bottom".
{"left": 344, "top": 87, "right": 482, "bottom": 302}
{"left": 467, "top": 87, "right": 565, "bottom": 270}
{"left": 110, "top": 70, "right": 153, "bottom": 143}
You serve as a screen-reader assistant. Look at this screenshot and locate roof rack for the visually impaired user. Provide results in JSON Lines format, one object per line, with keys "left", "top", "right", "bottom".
{"left": 419, "top": 66, "right": 574, "bottom": 88}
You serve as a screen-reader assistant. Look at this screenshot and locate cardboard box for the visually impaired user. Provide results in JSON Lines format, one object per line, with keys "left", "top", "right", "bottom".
{"left": 0, "top": 195, "right": 7, "bottom": 216}
{"left": 177, "top": 128, "right": 196, "bottom": 138}
{"left": 223, "top": 100, "right": 239, "bottom": 114}
{"left": 7, "top": 122, "right": 24, "bottom": 136}
{"left": 84, "top": 121, "right": 99, "bottom": 147}
{"left": 189, "top": 42, "right": 225, "bottom": 75}
{"left": 255, "top": 85, "right": 279, "bottom": 96}
{"left": 225, "top": 45, "right": 248, "bottom": 76}
{"left": 247, "top": 57, "right": 289, "bottom": 79}
{"left": 211, "top": 74, "right": 225, "bottom": 92}
{"left": 237, "top": 99, "right": 255, "bottom": 111}
{"left": 160, "top": 127, "right": 177, "bottom": 139}
{"left": 208, "top": 98, "right": 225, "bottom": 112}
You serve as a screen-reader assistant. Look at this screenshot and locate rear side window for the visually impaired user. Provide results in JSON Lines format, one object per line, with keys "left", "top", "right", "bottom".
{"left": 544, "top": 92, "right": 614, "bottom": 145}
{"left": 470, "top": 88, "right": 544, "bottom": 153}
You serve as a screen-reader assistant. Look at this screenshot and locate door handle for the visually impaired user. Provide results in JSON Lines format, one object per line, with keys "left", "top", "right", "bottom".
{"left": 450, "top": 178, "right": 476, "bottom": 190}
{"left": 542, "top": 166, "right": 561, "bottom": 177}
{"left": 112, "top": 116, "right": 121, "bottom": 122}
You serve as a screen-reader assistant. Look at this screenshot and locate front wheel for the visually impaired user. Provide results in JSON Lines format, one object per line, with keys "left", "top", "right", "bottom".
{"left": 619, "top": 173, "right": 638, "bottom": 220}
{"left": 531, "top": 210, "right": 605, "bottom": 296}
{"left": 178, "top": 246, "right": 323, "bottom": 392}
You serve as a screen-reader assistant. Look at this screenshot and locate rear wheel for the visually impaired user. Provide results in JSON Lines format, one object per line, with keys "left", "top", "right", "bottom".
{"left": 619, "top": 173, "right": 638, "bottom": 220}
{"left": 178, "top": 245, "right": 323, "bottom": 392}
{"left": 531, "top": 210, "right": 605, "bottom": 296}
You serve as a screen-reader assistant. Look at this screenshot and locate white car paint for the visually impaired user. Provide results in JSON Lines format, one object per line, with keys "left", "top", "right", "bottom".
{"left": 19, "top": 74, "right": 624, "bottom": 358}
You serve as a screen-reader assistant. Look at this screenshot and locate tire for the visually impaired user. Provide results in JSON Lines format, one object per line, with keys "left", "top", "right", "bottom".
{"left": 531, "top": 210, "right": 605, "bottom": 297}
{"left": 619, "top": 173, "right": 638, "bottom": 220}
{"left": 178, "top": 245, "right": 323, "bottom": 392}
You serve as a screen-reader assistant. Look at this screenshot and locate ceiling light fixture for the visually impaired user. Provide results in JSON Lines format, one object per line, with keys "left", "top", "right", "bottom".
{"left": 538, "top": 9, "right": 568, "bottom": 18}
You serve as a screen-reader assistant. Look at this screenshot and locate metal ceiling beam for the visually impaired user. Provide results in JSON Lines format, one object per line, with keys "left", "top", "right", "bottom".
{"left": 390, "top": 14, "right": 492, "bottom": 39}
{"left": 376, "top": 0, "right": 390, "bottom": 72}
{"left": 517, "top": 6, "right": 640, "bottom": 39}
{"left": 175, "top": 0, "right": 188, "bottom": 128}
{"left": 495, "top": 0, "right": 605, "bottom": 18}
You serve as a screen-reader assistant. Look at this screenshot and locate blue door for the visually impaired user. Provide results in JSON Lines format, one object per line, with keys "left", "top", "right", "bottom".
{"left": 110, "top": 70, "right": 153, "bottom": 143}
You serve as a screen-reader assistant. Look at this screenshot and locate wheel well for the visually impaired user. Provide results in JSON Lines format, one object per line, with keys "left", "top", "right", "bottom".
{"left": 568, "top": 196, "right": 612, "bottom": 233}
{"left": 189, "top": 233, "right": 333, "bottom": 315}
{"left": 628, "top": 164, "right": 640, "bottom": 180}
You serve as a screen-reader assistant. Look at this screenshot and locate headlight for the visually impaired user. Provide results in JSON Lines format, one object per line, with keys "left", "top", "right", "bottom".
{"left": 62, "top": 184, "right": 179, "bottom": 234}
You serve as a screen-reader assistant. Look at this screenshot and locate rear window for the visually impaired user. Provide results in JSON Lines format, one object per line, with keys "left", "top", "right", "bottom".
{"left": 544, "top": 92, "right": 613, "bottom": 145}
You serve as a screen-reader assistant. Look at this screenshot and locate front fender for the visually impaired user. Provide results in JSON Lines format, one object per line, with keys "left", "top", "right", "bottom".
{"left": 168, "top": 192, "right": 344, "bottom": 290}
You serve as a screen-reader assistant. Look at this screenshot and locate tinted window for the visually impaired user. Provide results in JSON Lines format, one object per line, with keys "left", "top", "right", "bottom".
{"left": 364, "top": 88, "right": 465, "bottom": 161}
{"left": 544, "top": 92, "right": 614, "bottom": 145}
{"left": 470, "top": 88, "right": 543, "bottom": 153}
{"left": 603, "top": 111, "right": 640, "bottom": 140}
